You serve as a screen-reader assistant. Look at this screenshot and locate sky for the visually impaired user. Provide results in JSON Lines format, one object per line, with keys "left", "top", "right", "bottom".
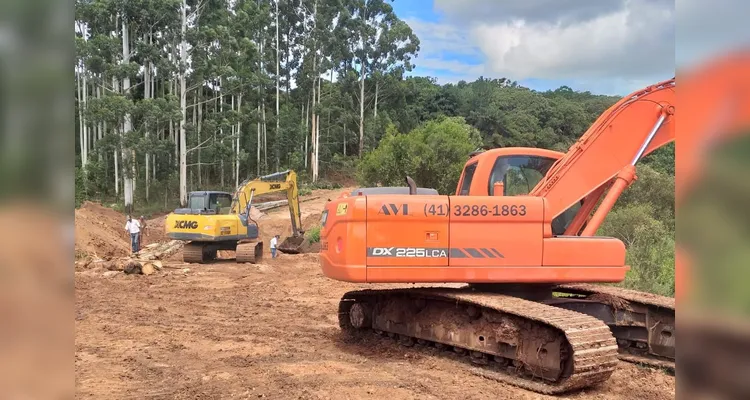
{"left": 390, "top": 0, "right": 676, "bottom": 96}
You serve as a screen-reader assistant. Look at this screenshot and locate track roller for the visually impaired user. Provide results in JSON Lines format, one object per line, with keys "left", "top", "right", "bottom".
{"left": 183, "top": 242, "right": 206, "bottom": 263}
{"left": 237, "top": 241, "right": 263, "bottom": 264}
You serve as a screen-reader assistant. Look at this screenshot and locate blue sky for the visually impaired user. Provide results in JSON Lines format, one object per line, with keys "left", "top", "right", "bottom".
{"left": 389, "top": 0, "right": 676, "bottom": 96}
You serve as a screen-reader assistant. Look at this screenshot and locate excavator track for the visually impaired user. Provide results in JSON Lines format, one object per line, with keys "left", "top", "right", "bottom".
{"left": 183, "top": 242, "right": 208, "bottom": 263}
{"left": 552, "top": 284, "right": 675, "bottom": 372}
{"left": 236, "top": 241, "right": 263, "bottom": 264}
{"left": 338, "top": 287, "right": 619, "bottom": 395}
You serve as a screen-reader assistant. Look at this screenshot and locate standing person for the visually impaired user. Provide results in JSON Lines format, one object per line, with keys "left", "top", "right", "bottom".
{"left": 124, "top": 215, "right": 141, "bottom": 255}
{"left": 270, "top": 234, "right": 280, "bottom": 258}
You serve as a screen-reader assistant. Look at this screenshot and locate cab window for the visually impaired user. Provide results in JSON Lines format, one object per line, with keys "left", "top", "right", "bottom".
{"left": 209, "top": 193, "right": 233, "bottom": 214}
{"left": 488, "top": 156, "right": 556, "bottom": 196}
{"left": 458, "top": 162, "right": 477, "bottom": 195}
{"left": 188, "top": 194, "right": 206, "bottom": 210}
{"left": 488, "top": 155, "right": 582, "bottom": 235}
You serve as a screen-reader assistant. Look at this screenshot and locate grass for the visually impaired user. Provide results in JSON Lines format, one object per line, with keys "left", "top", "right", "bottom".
{"left": 306, "top": 226, "right": 321, "bottom": 243}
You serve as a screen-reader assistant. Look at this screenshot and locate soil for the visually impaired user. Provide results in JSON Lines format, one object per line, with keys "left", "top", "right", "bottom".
{"left": 75, "top": 202, "right": 133, "bottom": 260}
{"left": 75, "top": 189, "right": 675, "bottom": 399}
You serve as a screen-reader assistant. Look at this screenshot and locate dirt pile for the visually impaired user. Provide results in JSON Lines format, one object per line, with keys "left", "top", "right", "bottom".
{"left": 75, "top": 202, "right": 132, "bottom": 260}
{"left": 75, "top": 202, "right": 178, "bottom": 262}
{"left": 249, "top": 206, "right": 266, "bottom": 221}
{"left": 140, "top": 215, "right": 169, "bottom": 245}
{"left": 301, "top": 212, "right": 322, "bottom": 230}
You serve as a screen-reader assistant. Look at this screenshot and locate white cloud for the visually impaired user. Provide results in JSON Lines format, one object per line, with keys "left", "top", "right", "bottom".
{"left": 414, "top": 57, "right": 484, "bottom": 75}
{"left": 433, "top": 0, "right": 625, "bottom": 26}
{"left": 405, "top": 0, "right": 675, "bottom": 93}
{"left": 401, "top": 17, "right": 486, "bottom": 82}
{"left": 468, "top": 0, "right": 673, "bottom": 80}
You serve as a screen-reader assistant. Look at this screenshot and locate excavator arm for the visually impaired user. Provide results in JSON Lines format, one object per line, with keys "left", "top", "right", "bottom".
{"left": 231, "top": 169, "right": 303, "bottom": 237}
{"left": 529, "top": 78, "right": 675, "bottom": 235}
{"left": 230, "top": 169, "right": 306, "bottom": 253}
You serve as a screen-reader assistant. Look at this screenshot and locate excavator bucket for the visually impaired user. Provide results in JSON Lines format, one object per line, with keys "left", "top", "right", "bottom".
{"left": 278, "top": 235, "right": 306, "bottom": 254}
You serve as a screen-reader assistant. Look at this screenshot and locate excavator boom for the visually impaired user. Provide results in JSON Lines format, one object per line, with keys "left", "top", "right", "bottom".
{"left": 529, "top": 78, "right": 675, "bottom": 229}
{"left": 232, "top": 169, "right": 305, "bottom": 254}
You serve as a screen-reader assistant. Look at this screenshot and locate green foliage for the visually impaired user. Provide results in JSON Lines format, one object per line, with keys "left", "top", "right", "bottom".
{"left": 306, "top": 226, "right": 321, "bottom": 244}
{"left": 329, "top": 153, "right": 359, "bottom": 172}
{"left": 620, "top": 164, "right": 675, "bottom": 230}
{"left": 358, "top": 116, "right": 482, "bottom": 194}
{"left": 298, "top": 186, "right": 312, "bottom": 196}
{"left": 75, "top": 166, "right": 86, "bottom": 208}
{"left": 599, "top": 203, "right": 675, "bottom": 297}
{"left": 598, "top": 165, "right": 676, "bottom": 296}
{"left": 641, "top": 142, "right": 675, "bottom": 175}
{"left": 304, "top": 180, "right": 342, "bottom": 190}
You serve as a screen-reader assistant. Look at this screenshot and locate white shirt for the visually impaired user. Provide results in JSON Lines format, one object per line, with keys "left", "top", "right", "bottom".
{"left": 125, "top": 219, "right": 141, "bottom": 234}
{"left": 270, "top": 237, "right": 278, "bottom": 249}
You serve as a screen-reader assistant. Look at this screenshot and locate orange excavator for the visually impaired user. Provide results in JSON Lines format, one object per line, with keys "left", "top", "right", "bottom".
{"left": 319, "top": 78, "right": 676, "bottom": 394}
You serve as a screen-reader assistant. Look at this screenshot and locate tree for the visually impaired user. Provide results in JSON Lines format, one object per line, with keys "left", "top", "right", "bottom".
{"left": 358, "top": 116, "right": 482, "bottom": 194}
{"left": 337, "top": 0, "right": 419, "bottom": 157}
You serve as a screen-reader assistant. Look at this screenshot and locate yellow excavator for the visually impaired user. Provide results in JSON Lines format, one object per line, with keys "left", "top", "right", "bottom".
{"left": 164, "top": 170, "right": 305, "bottom": 263}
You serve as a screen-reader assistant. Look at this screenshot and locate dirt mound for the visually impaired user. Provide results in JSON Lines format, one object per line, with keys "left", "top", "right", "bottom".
{"left": 75, "top": 202, "right": 131, "bottom": 260}
{"left": 299, "top": 240, "right": 320, "bottom": 253}
{"left": 249, "top": 206, "right": 265, "bottom": 221}
{"left": 301, "top": 212, "right": 322, "bottom": 231}
{"left": 141, "top": 215, "right": 169, "bottom": 245}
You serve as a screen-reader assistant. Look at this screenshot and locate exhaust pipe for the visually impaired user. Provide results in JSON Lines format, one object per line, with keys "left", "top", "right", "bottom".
{"left": 405, "top": 176, "right": 417, "bottom": 195}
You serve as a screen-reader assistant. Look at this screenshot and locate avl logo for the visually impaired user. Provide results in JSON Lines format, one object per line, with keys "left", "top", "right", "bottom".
{"left": 378, "top": 203, "right": 409, "bottom": 216}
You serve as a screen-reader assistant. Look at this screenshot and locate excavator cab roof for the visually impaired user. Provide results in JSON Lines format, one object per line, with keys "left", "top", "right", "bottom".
{"left": 188, "top": 190, "right": 232, "bottom": 196}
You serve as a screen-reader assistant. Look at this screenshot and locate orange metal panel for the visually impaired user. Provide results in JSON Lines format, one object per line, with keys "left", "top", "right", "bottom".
{"left": 319, "top": 196, "right": 367, "bottom": 282}
{"left": 448, "top": 196, "right": 545, "bottom": 267}
{"left": 365, "top": 195, "right": 450, "bottom": 267}
{"left": 542, "top": 237, "right": 627, "bottom": 267}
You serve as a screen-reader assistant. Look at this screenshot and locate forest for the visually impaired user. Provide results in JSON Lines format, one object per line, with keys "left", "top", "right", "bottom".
{"left": 74, "top": 0, "right": 675, "bottom": 296}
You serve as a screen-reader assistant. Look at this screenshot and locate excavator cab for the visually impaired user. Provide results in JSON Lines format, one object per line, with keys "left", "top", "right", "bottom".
{"left": 175, "top": 191, "right": 234, "bottom": 215}
{"left": 457, "top": 149, "right": 582, "bottom": 235}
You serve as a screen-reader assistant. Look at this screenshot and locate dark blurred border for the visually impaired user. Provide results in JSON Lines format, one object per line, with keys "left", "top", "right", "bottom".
{"left": 0, "top": 0, "right": 74, "bottom": 398}
{"left": 677, "top": 1, "right": 750, "bottom": 397}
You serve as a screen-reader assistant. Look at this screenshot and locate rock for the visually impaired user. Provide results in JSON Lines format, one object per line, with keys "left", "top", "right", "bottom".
{"left": 123, "top": 261, "right": 143, "bottom": 275}
{"left": 102, "top": 271, "right": 119, "bottom": 278}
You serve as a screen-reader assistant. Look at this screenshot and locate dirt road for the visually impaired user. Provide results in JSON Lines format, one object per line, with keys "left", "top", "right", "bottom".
{"left": 74, "top": 191, "right": 675, "bottom": 399}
